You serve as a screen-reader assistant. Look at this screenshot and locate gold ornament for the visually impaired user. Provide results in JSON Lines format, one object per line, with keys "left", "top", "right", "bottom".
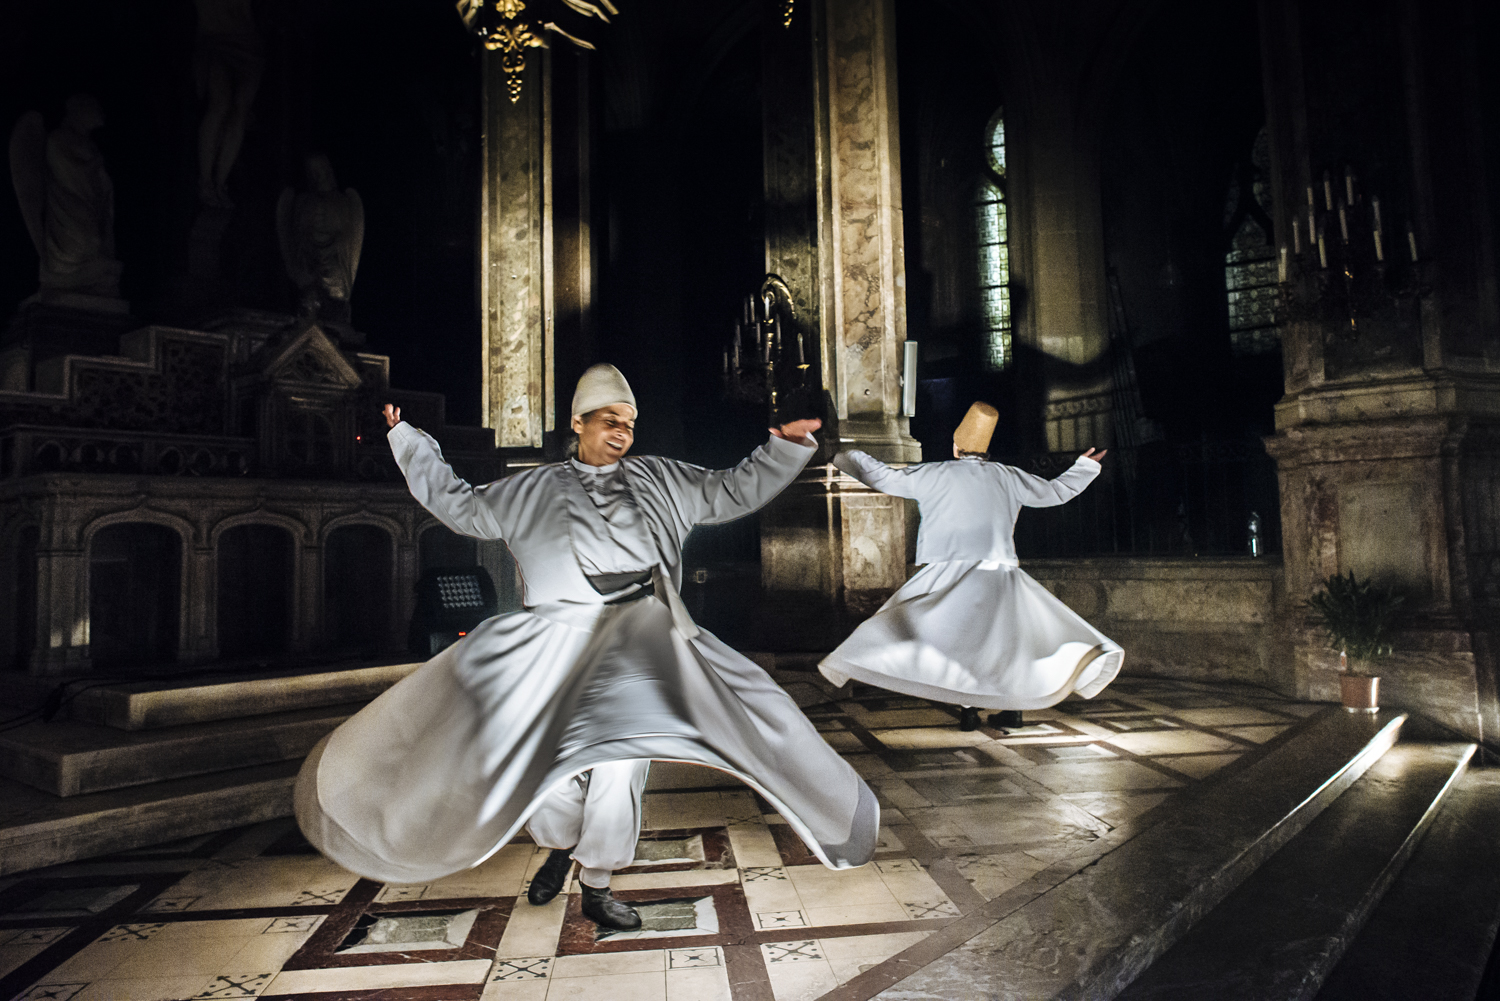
{"left": 464, "top": 0, "right": 619, "bottom": 102}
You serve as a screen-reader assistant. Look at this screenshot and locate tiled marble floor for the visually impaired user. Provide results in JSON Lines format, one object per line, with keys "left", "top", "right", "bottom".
{"left": 0, "top": 676, "right": 1323, "bottom": 1001}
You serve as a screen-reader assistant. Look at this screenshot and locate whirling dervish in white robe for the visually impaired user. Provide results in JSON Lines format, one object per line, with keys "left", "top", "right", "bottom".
{"left": 296, "top": 365, "right": 879, "bottom": 896}
{"left": 820, "top": 402, "right": 1124, "bottom": 712}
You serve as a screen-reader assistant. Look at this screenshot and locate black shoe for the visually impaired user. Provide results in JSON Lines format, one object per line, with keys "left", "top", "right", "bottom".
{"left": 526, "top": 848, "right": 574, "bottom": 906}
{"left": 958, "top": 706, "right": 981, "bottom": 731}
{"left": 987, "top": 710, "right": 1023, "bottom": 729}
{"left": 581, "top": 883, "right": 641, "bottom": 930}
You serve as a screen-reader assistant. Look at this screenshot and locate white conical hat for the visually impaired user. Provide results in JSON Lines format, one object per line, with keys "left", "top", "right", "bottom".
{"left": 571, "top": 364, "right": 637, "bottom": 419}
{"left": 953, "top": 401, "right": 998, "bottom": 453}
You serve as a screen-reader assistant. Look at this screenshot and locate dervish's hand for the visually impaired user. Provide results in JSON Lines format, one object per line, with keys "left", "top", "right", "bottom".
{"left": 383, "top": 404, "right": 402, "bottom": 429}
{"left": 1082, "top": 447, "right": 1107, "bottom": 463}
{"left": 772, "top": 418, "right": 822, "bottom": 444}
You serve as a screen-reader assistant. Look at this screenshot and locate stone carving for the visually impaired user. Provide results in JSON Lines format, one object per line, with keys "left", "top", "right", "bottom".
{"left": 276, "top": 155, "right": 365, "bottom": 326}
{"left": 281, "top": 346, "right": 348, "bottom": 386}
{"left": 8, "top": 96, "right": 123, "bottom": 298}
{"left": 194, "top": 0, "right": 264, "bottom": 208}
{"left": 72, "top": 340, "right": 227, "bottom": 434}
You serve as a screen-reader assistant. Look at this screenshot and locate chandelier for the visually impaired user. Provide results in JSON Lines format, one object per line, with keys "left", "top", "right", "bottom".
{"left": 456, "top": 0, "right": 620, "bottom": 102}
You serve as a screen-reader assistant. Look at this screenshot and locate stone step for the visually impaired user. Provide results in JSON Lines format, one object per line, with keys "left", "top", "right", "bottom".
{"left": 1114, "top": 738, "right": 1475, "bottom": 1000}
{"left": 0, "top": 759, "right": 299, "bottom": 877}
{"left": 1314, "top": 764, "right": 1500, "bottom": 1001}
{"left": 52, "top": 659, "right": 420, "bottom": 730}
{"left": 867, "top": 708, "right": 1408, "bottom": 1000}
{"left": 0, "top": 703, "right": 361, "bottom": 797}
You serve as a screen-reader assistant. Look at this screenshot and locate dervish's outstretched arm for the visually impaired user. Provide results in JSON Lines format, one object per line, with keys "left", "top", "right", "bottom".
{"left": 1004, "top": 453, "right": 1103, "bottom": 508}
{"left": 830, "top": 450, "right": 922, "bottom": 499}
{"left": 653, "top": 421, "right": 820, "bottom": 528}
{"left": 384, "top": 404, "right": 507, "bottom": 540}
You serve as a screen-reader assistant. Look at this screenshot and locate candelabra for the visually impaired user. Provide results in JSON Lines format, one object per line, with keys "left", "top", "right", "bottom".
{"left": 1278, "top": 164, "right": 1426, "bottom": 339}
{"left": 723, "top": 274, "right": 811, "bottom": 426}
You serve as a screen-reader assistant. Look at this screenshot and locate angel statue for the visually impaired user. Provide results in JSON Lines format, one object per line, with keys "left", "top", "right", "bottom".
{"left": 276, "top": 154, "right": 364, "bottom": 327}
{"left": 8, "top": 95, "right": 123, "bottom": 299}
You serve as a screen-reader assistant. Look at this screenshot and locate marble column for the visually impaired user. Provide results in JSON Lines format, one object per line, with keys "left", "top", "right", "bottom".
{"left": 480, "top": 48, "right": 553, "bottom": 450}
{"left": 1260, "top": 0, "right": 1500, "bottom": 741}
{"left": 757, "top": 0, "right": 917, "bottom": 645}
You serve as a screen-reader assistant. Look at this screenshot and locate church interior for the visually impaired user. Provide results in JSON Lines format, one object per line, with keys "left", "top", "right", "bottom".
{"left": 1, "top": 0, "right": 1499, "bottom": 998}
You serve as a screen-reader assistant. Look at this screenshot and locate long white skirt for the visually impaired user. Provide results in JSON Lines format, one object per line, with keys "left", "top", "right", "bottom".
{"left": 820, "top": 560, "right": 1123, "bottom": 710}
{"left": 296, "top": 595, "right": 878, "bottom": 884}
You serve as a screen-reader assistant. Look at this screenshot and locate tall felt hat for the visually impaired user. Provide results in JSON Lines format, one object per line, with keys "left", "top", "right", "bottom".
{"left": 953, "top": 401, "right": 999, "bottom": 454}
{"left": 571, "top": 364, "right": 637, "bottom": 419}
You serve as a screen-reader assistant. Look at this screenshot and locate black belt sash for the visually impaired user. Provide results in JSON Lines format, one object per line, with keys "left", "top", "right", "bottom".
{"left": 586, "top": 570, "right": 656, "bottom": 604}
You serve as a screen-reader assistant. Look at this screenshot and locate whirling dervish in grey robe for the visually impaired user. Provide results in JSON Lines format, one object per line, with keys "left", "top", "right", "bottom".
{"left": 296, "top": 365, "right": 878, "bottom": 911}
{"left": 821, "top": 402, "right": 1123, "bottom": 716}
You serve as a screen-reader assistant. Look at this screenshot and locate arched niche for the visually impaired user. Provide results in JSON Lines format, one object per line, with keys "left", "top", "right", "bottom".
{"left": 89, "top": 522, "right": 182, "bottom": 671}
{"left": 217, "top": 523, "right": 295, "bottom": 660}
{"left": 324, "top": 522, "right": 395, "bottom": 654}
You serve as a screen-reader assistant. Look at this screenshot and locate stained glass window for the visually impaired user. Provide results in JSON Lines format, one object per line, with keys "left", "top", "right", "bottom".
{"left": 977, "top": 108, "right": 1011, "bottom": 371}
{"left": 1224, "top": 129, "right": 1279, "bottom": 356}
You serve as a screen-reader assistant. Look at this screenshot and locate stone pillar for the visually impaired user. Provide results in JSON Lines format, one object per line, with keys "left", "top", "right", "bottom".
{"left": 756, "top": 0, "right": 917, "bottom": 646}
{"left": 179, "top": 543, "right": 217, "bottom": 664}
{"left": 32, "top": 539, "right": 89, "bottom": 676}
{"left": 1260, "top": 0, "right": 1500, "bottom": 741}
{"left": 1016, "top": 85, "right": 1114, "bottom": 452}
{"left": 819, "top": 0, "right": 919, "bottom": 462}
{"left": 293, "top": 540, "right": 320, "bottom": 655}
{"left": 481, "top": 48, "right": 553, "bottom": 450}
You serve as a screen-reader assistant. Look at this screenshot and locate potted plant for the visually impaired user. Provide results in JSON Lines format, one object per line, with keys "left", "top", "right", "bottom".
{"left": 1307, "top": 571, "right": 1403, "bottom": 713}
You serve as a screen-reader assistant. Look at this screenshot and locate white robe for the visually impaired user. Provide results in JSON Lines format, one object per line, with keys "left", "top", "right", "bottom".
{"left": 295, "top": 424, "right": 879, "bottom": 884}
{"left": 819, "top": 452, "right": 1123, "bottom": 710}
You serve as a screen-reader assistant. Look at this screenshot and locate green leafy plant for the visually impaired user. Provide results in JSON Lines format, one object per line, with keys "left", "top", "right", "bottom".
{"left": 1306, "top": 571, "right": 1404, "bottom": 670}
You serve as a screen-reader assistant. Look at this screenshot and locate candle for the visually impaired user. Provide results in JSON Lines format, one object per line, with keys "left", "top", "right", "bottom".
{"left": 1374, "top": 229, "right": 1384, "bottom": 262}
{"left": 1307, "top": 185, "right": 1315, "bottom": 207}
{"left": 1308, "top": 206, "right": 1317, "bottom": 248}
{"left": 1408, "top": 225, "right": 1419, "bottom": 262}
{"left": 1338, "top": 204, "right": 1349, "bottom": 242}
{"left": 1345, "top": 168, "right": 1355, "bottom": 205}
{"left": 773, "top": 316, "right": 781, "bottom": 355}
{"left": 796, "top": 332, "right": 805, "bottom": 366}
{"left": 1292, "top": 217, "right": 1302, "bottom": 254}
{"left": 1323, "top": 171, "right": 1334, "bottom": 211}
{"left": 1318, "top": 225, "right": 1328, "bottom": 269}
{"left": 723, "top": 347, "right": 729, "bottom": 376}
{"left": 1278, "top": 245, "right": 1289, "bottom": 283}
{"left": 1372, "top": 197, "right": 1383, "bottom": 233}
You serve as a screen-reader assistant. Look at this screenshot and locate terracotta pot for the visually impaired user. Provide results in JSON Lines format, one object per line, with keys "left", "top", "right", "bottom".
{"left": 1340, "top": 674, "right": 1380, "bottom": 713}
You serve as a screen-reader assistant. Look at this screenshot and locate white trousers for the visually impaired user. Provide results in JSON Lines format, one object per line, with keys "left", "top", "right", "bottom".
{"left": 525, "top": 759, "right": 651, "bottom": 886}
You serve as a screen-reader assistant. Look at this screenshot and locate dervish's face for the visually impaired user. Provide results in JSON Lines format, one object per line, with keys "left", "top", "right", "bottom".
{"left": 572, "top": 404, "right": 636, "bottom": 466}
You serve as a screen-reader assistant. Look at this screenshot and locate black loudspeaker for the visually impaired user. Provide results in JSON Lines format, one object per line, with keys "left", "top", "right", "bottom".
{"left": 407, "top": 565, "right": 499, "bottom": 656}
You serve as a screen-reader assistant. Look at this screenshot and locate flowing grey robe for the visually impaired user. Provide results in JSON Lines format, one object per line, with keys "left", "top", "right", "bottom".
{"left": 296, "top": 424, "right": 878, "bottom": 883}
{"left": 820, "top": 452, "right": 1123, "bottom": 709}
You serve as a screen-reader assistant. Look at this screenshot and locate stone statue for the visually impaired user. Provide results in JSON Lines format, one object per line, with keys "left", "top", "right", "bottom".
{"left": 276, "top": 154, "right": 364, "bottom": 325}
{"left": 194, "top": 0, "right": 264, "bottom": 207}
{"left": 8, "top": 95, "right": 123, "bottom": 299}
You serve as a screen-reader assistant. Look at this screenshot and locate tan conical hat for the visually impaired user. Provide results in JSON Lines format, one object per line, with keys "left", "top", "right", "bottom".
{"left": 953, "top": 402, "right": 999, "bottom": 453}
